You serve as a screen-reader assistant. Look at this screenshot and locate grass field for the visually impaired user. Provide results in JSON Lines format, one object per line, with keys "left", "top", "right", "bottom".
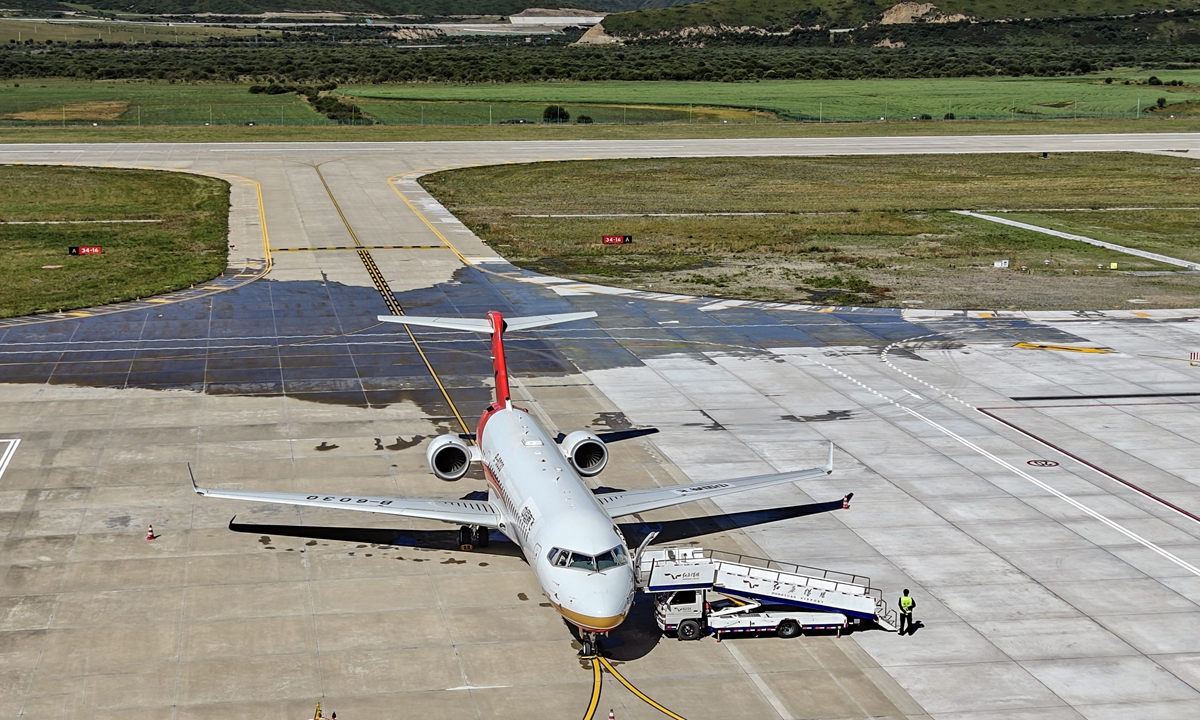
{"left": 342, "top": 72, "right": 1200, "bottom": 122}
{"left": 351, "top": 98, "right": 761, "bottom": 124}
{"left": 0, "top": 80, "right": 325, "bottom": 126}
{"left": 421, "top": 153, "right": 1200, "bottom": 310}
{"left": 0, "top": 165, "right": 229, "bottom": 318}
{"left": 2, "top": 73, "right": 1196, "bottom": 129}
{"left": 0, "top": 19, "right": 280, "bottom": 44}
{"left": 0, "top": 113, "right": 1198, "bottom": 142}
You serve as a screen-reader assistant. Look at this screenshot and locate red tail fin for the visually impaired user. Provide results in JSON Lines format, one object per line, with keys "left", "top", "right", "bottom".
{"left": 487, "top": 311, "right": 511, "bottom": 405}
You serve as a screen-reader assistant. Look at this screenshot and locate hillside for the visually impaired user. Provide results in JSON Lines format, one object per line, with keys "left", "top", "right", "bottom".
{"left": 23, "top": 0, "right": 704, "bottom": 16}
{"left": 602, "top": 0, "right": 1200, "bottom": 35}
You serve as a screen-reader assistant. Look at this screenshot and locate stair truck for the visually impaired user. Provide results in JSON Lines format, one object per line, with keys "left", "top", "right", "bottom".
{"left": 637, "top": 546, "right": 898, "bottom": 640}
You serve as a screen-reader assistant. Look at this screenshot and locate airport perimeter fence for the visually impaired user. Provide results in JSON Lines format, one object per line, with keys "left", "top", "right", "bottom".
{"left": 0, "top": 101, "right": 1185, "bottom": 127}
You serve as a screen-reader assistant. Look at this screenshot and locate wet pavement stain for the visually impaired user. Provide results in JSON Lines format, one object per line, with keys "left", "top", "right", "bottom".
{"left": 781, "top": 410, "right": 856, "bottom": 423}
{"left": 386, "top": 435, "right": 425, "bottom": 451}
{"left": 518, "top": 592, "right": 529, "bottom": 601}
{"left": 0, "top": 267, "right": 958, "bottom": 417}
{"left": 441, "top": 558, "right": 466, "bottom": 565}
{"left": 315, "top": 441, "right": 339, "bottom": 451}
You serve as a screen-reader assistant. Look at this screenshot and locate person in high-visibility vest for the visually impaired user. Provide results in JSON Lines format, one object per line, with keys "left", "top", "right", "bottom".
{"left": 898, "top": 589, "right": 916, "bottom": 635}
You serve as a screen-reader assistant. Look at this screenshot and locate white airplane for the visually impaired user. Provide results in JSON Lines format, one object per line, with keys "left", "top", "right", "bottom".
{"left": 192, "top": 310, "right": 837, "bottom": 654}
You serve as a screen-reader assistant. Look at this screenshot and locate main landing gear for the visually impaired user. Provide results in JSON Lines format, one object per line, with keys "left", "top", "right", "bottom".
{"left": 458, "top": 525, "right": 489, "bottom": 551}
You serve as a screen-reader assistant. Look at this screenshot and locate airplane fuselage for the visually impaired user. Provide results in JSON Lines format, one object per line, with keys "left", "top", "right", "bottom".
{"left": 479, "top": 404, "right": 636, "bottom": 632}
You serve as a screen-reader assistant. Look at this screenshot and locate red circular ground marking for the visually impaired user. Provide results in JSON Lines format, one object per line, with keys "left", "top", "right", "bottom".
{"left": 1027, "top": 459, "right": 1059, "bottom": 467}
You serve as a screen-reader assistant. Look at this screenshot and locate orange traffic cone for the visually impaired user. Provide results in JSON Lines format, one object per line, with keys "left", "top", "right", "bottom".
{"left": 608, "top": 711, "right": 615, "bottom": 720}
{"left": 146, "top": 525, "right": 155, "bottom": 541}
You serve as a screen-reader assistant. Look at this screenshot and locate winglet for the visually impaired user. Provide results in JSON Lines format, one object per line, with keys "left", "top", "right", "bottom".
{"left": 187, "top": 463, "right": 206, "bottom": 495}
{"left": 824, "top": 441, "right": 835, "bottom": 474}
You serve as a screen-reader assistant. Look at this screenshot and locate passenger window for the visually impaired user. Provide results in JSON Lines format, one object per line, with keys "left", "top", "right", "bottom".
{"left": 674, "top": 590, "right": 696, "bottom": 604}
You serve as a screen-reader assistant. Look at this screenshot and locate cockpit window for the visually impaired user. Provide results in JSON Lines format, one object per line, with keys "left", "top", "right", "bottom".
{"left": 596, "top": 545, "right": 629, "bottom": 570}
{"left": 549, "top": 544, "right": 629, "bottom": 572}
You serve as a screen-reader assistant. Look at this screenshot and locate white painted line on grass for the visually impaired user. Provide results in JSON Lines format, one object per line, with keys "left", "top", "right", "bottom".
{"left": 954, "top": 210, "right": 1200, "bottom": 270}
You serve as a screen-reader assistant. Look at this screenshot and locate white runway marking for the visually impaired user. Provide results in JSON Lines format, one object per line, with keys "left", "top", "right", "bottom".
{"left": 0, "top": 439, "right": 20, "bottom": 481}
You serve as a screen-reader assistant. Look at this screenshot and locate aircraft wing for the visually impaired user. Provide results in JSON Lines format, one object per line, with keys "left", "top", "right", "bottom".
{"left": 190, "top": 468, "right": 501, "bottom": 528}
{"left": 596, "top": 443, "right": 834, "bottom": 518}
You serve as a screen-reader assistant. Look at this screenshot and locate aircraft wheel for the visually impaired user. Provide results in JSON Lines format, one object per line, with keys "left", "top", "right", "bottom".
{"left": 677, "top": 619, "right": 702, "bottom": 641}
{"left": 777, "top": 620, "right": 801, "bottom": 639}
{"left": 458, "top": 526, "right": 473, "bottom": 551}
{"left": 473, "top": 527, "right": 489, "bottom": 548}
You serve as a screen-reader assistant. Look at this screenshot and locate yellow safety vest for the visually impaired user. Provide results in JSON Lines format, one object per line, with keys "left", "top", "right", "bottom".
{"left": 899, "top": 596, "right": 914, "bottom": 613}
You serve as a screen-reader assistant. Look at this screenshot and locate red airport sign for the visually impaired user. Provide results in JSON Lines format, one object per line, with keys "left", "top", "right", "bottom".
{"left": 602, "top": 235, "right": 632, "bottom": 245}
{"left": 69, "top": 246, "right": 103, "bottom": 255}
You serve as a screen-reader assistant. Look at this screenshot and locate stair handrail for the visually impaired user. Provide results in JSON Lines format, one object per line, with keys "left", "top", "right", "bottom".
{"left": 702, "top": 548, "right": 874, "bottom": 589}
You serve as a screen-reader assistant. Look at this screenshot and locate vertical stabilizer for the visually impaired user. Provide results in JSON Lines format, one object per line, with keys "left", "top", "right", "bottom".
{"left": 486, "top": 310, "right": 511, "bottom": 405}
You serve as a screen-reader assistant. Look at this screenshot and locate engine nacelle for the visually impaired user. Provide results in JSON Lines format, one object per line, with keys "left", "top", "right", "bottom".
{"left": 427, "top": 434, "right": 473, "bottom": 481}
{"left": 561, "top": 430, "right": 608, "bottom": 477}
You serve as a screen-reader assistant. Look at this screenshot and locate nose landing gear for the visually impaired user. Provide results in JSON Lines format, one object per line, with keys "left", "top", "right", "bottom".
{"left": 579, "top": 631, "right": 603, "bottom": 657}
{"left": 458, "top": 525, "right": 489, "bottom": 551}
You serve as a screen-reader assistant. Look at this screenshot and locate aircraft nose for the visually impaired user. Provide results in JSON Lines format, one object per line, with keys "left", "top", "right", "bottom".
{"left": 558, "top": 571, "right": 635, "bottom": 632}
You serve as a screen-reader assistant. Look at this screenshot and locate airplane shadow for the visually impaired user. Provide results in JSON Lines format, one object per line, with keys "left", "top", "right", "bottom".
{"left": 228, "top": 496, "right": 846, "bottom": 662}
{"left": 617, "top": 496, "right": 848, "bottom": 548}
{"left": 226, "top": 519, "right": 525, "bottom": 559}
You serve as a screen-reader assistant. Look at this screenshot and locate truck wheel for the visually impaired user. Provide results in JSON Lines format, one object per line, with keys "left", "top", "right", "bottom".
{"left": 678, "top": 619, "right": 702, "bottom": 641}
{"left": 777, "top": 620, "right": 801, "bottom": 639}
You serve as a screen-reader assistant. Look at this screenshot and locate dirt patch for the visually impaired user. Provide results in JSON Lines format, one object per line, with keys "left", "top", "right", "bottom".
{"left": 387, "top": 27, "right": 442, "bottom": 41}
{"left": 6, "top": 101, "right": 130, "bottom": 122}
{"left": 576, "top": 23, "right": 621, "bottom": 45}
{"left": 1148, "top": 101, "right": 1200, "bottom": 115}
{"left": 880, "top": 2, "right": 968, "bottom": 25}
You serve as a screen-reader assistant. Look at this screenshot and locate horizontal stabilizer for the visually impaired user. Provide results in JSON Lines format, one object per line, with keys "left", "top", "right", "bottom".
{"left": 378, "top": 311, "right": 596, "bottom": 333}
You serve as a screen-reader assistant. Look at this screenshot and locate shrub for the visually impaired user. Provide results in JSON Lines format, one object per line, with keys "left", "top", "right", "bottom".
{"left": 944, "top": 112, "right": 956, "bottom": 120}
{"left": 576, "top": 115, "right": 594, "bottom": 123}
{"left": 543, "top": 105, "right": 570, "bottom": 123}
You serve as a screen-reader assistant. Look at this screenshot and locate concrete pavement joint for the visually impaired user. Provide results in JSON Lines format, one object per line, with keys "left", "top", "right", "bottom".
{"left": 800, "top": 351, "right": 1200, "bottom": 578}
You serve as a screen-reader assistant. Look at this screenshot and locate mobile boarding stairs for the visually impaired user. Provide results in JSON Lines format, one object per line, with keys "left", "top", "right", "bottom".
{"left": 637, "top": 546, "right": 898, "bottom": 632}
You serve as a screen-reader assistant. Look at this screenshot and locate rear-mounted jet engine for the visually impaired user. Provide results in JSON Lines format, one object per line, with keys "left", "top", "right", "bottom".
{"left": 427, "top": 434, "right": 473, "bottom": 481}
{"left": 561, "top": 430, "right": 608, "bottom": 477}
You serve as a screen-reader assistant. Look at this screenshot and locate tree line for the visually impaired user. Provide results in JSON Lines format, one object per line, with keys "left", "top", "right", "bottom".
{"left": 3, "top": 44, "right": 1199, "bottom": 84}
